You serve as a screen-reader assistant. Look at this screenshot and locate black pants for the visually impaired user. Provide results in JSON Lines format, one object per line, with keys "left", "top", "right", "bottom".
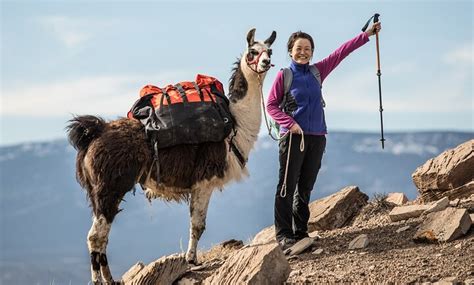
{"left": 274, "top": 134, "right": 326, "bottom": 241}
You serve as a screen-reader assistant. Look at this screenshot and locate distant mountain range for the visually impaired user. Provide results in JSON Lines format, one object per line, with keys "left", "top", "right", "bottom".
{"left": 0, "top": 131, "right": 472, "bottom": 284}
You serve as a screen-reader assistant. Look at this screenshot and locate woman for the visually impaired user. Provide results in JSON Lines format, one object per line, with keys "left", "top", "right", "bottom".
{"left": 267, "top": 22, "right": 382, "bottom": 250}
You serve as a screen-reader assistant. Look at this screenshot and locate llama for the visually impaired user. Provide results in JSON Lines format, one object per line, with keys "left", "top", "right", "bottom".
{"left": 67, "top": 28, "right": 276, "bottom": 284}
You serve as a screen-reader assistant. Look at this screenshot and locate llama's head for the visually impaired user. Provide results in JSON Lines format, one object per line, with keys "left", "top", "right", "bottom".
{"left": 245, "top": 28, "right": 277, "bottom": 74}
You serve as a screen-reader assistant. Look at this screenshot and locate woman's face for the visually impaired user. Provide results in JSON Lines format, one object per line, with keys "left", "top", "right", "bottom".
{"left": 290, "top": 38, "right": 313, "bottom": 65}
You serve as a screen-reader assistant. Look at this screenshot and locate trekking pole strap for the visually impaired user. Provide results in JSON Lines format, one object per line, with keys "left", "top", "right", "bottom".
{"left": 361, "top": 13, "right": 380, "bottom": 32}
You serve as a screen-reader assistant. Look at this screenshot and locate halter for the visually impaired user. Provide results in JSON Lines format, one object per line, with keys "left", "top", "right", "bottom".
{"left": 245, "top": 48, "right": 274, "bottom": 74}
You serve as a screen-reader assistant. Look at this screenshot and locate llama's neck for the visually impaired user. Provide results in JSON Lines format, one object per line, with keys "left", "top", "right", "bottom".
{"left": 229, "top": 59, "right": 265, "bottom": 158}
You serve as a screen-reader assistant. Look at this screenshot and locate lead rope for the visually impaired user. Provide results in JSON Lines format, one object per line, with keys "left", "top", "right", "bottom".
{"left": 258, "top": 74, "right": 289, "bottom": 141}
{"left": 257, "top": 74, "right": 304, "bottom": 198}
{"left": 279, "top": 131, "right": 304, "bottom": 198}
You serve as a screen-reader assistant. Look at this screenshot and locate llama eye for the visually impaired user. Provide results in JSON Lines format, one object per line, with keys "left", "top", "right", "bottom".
{"left": 267, "top": 49, "right": 272, "bottom": 56}
{"left": 250, "top": 49, "right": 259, "bottom": 56}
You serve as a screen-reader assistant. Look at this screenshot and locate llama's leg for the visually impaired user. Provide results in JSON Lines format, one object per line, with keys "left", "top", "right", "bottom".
{"left": 186, "top": 187, "right": 213, "bottom": 264}
{"left": 88, "top": 193, "right": 128, "bottom": 284}
{"left": 87, "top": 214, "right": 112, "bottom": 285}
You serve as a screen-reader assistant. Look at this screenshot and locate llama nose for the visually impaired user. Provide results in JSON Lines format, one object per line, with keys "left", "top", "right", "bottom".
{"left": 262, "top": 58, "right": 271, "bottom": 65}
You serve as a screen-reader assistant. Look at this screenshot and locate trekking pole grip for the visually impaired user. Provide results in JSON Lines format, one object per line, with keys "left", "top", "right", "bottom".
{"left": 361, "top": 13, "right": 380, "bottom": 32}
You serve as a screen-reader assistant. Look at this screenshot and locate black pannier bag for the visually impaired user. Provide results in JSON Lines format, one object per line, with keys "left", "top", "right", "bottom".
{"left": 127, "top": 74, "right": 234, "bottom": 149}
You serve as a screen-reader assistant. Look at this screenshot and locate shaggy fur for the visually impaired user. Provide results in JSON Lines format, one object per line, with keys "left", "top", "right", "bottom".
{"left": 67, "top": 28, "right": 276, "bottom": 284}
{"left": 228, "top": 59, "right": 248, "bottom": 103}
{"left": 67, "top": 117, "right": 229, "bottom": 221}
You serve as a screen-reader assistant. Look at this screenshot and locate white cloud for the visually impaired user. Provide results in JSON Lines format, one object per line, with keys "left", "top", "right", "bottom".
{"left": 39, "top": 16, "right": 112, "bottom": 48}
{"left": 443, "top": 43, "right": 473, "bottom": 65}
{"left": 1, "top": 71, "right": 193, "bottom": 116}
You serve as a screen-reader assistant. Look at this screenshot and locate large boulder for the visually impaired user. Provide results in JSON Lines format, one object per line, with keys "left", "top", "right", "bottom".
{"left": 388, "top": 205, "right": 430, "bottom": 222}
{"left": 204, "top": 242, "right": 290, "bottom": 285}
{"left": 308, "top": 186, "right": 368, "bottom": 231}
{"left": 122, "top": 254, "right": 188, "bottom": 285}
{"left": 413, "top": 207, "right": 472, "bottom": 243}
{"left": 251, "top": 226, "right": 275, "bottom": 245}
{"left": 389, "top": 204, "right": 429, "bottom": 222}
{"left": 412, "top": 140, "right": 474, "bottom": 202}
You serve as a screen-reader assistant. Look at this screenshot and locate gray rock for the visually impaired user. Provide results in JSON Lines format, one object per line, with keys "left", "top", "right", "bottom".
{"left": 123, "top": 254, "right": 187, "bottom": 285}
{"left": 414, "top": 207, "right": 472, "bottom": 243}
{"left": 425, "top": 197, "right": 450, "bottom": 214}
{"left": 412, "top": 139, "right": 474, "bottom": 203}
{"left": 449, "top": 198, "right": 460, "bottom": 207}
{"left": 385, "top": 192, "right": 408, "bottom": 205}
{"left": 434, "top": 276, "right": 458, "bottom": 285}
{"left": 308, "top": 186, "right": 368, "bottom": 231}
{"left": 396, "top": 225, "right": 411, "bottom": 233}
{"left": 284, "top": 237, "right": 313, "bottom": 256}
{"left": 312, "top": 248, "right": 324, "bottom": 255}
{"left": 348, "top": 234, "right": 369, "bottom": 250}
{"left": 389, "top": 204, "right": 430, "bottom": 222}
{"left": 204, "top": 242, "right": 290, "bottom": 285}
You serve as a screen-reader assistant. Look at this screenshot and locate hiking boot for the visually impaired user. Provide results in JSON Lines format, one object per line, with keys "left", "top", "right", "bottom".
{"left": 278, "top": 237, "right": 297, "bottom": 251}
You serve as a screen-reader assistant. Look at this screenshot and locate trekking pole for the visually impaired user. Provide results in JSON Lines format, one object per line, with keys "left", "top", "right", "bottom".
{"left": 362, "top": 13, "right": 386, "bottom": 149}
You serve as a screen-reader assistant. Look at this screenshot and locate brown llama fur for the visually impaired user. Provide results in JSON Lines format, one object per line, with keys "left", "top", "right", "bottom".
{"left": 67, "top": 28, "right": 276, "bottom": 284}
{"left": 70, "top": 117, "right": 228, "bottom": 222}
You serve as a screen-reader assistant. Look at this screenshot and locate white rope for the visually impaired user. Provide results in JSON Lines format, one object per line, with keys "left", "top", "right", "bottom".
{"left": 279, "top": 130, "right": 304, "bottom": 198}
{"left": 254, "top": 73, "right": 305, "bottom": 198}
{"left": 279, "top": 133, "right": 292, "bottom": 198}
{"left": 258, "top": 74, "right": 289, "bottom": 141}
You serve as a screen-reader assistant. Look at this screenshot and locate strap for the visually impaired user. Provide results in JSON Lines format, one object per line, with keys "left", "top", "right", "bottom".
{"left": 309, "top": 65, "right": 321, "bottom": 86}
{"left": 282, "top": 68, "right": 293, "bottom": 108}
{"left": 361, "top": 13, "right": 380, "bottom": 32}
{"left": 309, "top": 65, "right": 326, "bottom": 107}
{"left": 282, "top": 66, "right": 326, "bottom": 108}
{"left": 230, "top": 140, "right": 246, "bottom": 168}
{"left": 174, "top": 83, "right": 188, "bottom": 103}
{"left": 204, "top": 88, "right": 216, "bottom": 104}
{"left": 210, "top": 84, "right": 230, "bottom": 105}
{"left": 153, "top": 140, "right": 161, "bottom": 183}
{"left": 192, "top": 82, "right": 204, "bottom": 101}
{"left": 160, "top": 88, "right": 171, "bottom": 106}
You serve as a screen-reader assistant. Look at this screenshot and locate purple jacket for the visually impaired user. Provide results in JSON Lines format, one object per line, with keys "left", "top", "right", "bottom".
{"left": 266, "top": 32, "right": 369, "bottom": 135}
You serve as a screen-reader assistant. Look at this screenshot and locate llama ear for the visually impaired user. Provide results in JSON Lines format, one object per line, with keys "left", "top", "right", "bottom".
{"left": 264, "top": 31, "right": 277, "bottom": 46}
{"left": 246, "top": 28, "right": 256, "bottom": 47}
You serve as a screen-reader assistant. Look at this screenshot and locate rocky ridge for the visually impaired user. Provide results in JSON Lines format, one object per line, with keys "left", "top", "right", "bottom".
{"left": 121, "top": 140, "right": 474, "bottom": 284}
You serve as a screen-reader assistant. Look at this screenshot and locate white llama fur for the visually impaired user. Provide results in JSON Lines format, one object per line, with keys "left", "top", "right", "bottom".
{"left": 141, "top": 32, "right": 275, "bottom": 263}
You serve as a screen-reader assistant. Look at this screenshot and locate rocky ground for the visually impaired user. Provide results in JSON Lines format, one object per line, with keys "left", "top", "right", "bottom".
{"left": 120, "top": 139, "right": 473, "bottom": 284}
{"left": 175, "top": 198, "right": 474, "bottom": 284}
{"left": 286, "top": 203, "right": 474, "bottom": 284}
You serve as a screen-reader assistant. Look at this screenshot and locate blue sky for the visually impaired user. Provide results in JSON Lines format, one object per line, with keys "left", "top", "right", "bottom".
{"left": 1, "top": 0, "right": 472, "bottom": 145}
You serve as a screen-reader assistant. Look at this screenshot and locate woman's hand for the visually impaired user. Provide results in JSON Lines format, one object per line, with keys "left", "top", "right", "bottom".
{"left": 365, "top": 22, "right": 382, "bottom": 37}
{"left": 289, "top": 123, "right": 303, "bottom": 134}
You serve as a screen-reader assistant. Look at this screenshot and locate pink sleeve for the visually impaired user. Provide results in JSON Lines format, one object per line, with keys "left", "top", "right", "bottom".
{"left": 316, "top": 32, "right": 369, "bottom": 82}
{"left": 266, "top": 70, "right": 295, "bottom": 130}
